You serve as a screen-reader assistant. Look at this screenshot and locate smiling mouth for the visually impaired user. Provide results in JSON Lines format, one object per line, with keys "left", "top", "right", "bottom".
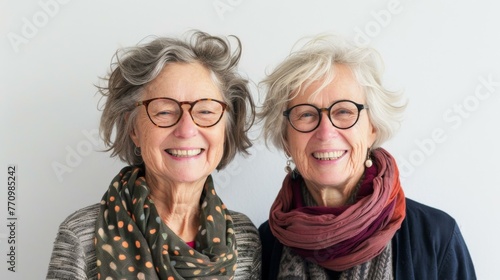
{"left": 166, "top": 149, "right": 203, "bottom": 157}
{"left": 312, "top": 151, "right": 345, "bottom": 160}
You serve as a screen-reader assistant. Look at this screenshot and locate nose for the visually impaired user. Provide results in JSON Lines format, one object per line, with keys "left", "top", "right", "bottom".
{"left": 173, "top": 107, "right": 198, "bottom": 138}
{"left": 314, "top": 110, "right": 338, "bottom": 139}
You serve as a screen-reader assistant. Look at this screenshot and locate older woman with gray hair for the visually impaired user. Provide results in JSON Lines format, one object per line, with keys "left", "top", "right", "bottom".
{"left": 258, "top": 35, "right": 476, "bottom": 279}
{"left": 47, "top": 31, "right": 261, "bottom": 279}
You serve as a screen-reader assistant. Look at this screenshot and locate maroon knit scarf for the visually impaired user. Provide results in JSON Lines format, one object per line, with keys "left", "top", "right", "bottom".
{"left": 269, "top": 148, "right": 406, "bottom": 271}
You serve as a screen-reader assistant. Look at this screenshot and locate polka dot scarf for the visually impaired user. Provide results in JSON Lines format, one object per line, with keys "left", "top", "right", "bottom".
{"left": 95, "top": 165, "right": 237, "bottom": 279}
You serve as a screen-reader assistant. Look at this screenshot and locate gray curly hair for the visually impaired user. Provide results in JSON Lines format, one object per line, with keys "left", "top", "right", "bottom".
{"left": 98, "top": 31, "right": 255, "bottom": 170}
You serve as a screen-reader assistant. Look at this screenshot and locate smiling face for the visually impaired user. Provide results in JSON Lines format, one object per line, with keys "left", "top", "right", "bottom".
{"left": 130, "top": 62, "right": 226, "bottom": 187}
{"left": 285, "top": 64, "right": 376, "bottom": 196}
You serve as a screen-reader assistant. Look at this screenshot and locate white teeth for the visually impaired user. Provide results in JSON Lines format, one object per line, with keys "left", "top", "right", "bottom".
{"left": 313, "top": 151, "right": 344, "bottom": 160}
{"left": 167, "top": 149, "right": 202, "bottom": 157}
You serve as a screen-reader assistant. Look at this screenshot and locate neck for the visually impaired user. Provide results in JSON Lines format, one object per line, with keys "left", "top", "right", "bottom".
{"left": 306, "top": 185, "right": 352, "bottom": 207}
{"left": 147, "top": 174, "right": 205, "bottom": 242}
{"left": 304, "top": 173, "right": 364, "bottom": 208}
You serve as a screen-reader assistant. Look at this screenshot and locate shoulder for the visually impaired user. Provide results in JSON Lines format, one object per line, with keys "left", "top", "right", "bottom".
{"left": 228, "top": 210, "right": 260, "bottom": 238}
{"left": 258, "top": 220, "right": 281, "bottom": 279}
{"left": 394, "top": 198, "right": 476, "bottom": 279}
{"left": 258, "top": 220, "right": 270, "bottom": 235}
{"left": 58, "top": 203, "right": 100, "bottom": 235}
{"left": 227, "top": 210, "right": 261, "bottom": 251}
{"left": 53, "top": 203, "right": 100, "bottom": 254}
{"left": 228, "top": 210, "right": 262, "bottom": 280}
{"left": 47, "top": 203, "right": 100, "bottom": 279}
{"left": 61, "top": 203, "right": 100, "bottom": 222}
{"left": 228, "top": 210, "right": 261, "bottom": 251}
{"left": 399, "top": 198, "right": 458, "bottom": 251}
{"left": 258, "top": 220, "right": 275, "bottom": 248}
{"left": 52, "top": 203, "right": 99, "bottom": 262}
{"left": 404, "top": 198, "right": 456, "bottom": 229}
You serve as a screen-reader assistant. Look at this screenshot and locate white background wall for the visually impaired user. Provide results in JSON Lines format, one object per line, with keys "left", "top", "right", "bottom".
{"left": 1, "top": 0, "right": 499, "bottom": 279}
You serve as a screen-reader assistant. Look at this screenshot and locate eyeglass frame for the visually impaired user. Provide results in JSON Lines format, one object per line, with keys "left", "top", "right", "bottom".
{"left": 282, "top": 99, "right": 368, "bottom": 133}
{"left": 136, "top": 97, "right": 228, "bottom": 128}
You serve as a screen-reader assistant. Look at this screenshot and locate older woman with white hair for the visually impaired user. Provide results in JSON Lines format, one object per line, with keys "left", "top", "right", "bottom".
{"left": 258, "top": 35, "right": 476, "bottom": 279}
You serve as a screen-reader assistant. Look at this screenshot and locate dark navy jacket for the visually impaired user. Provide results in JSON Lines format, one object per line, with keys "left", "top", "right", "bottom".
{"left": 259, "top": 198, "right": 476, "bottom": 280}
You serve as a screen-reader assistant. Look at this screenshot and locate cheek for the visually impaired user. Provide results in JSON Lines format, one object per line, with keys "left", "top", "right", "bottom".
{"left": 346, "top": 127, "right": 373, "bottom": 160}
{"left": 135, "top": 123, "right": 168, "bottom": 154}
{"left": 210, "top": 127, "right": 226, "bottom": 156}
{"left": 287, "top": 133, "right": 309, "bottom": 160}
{"left": 132, "top": 113, "right": 153, "bottom": 144}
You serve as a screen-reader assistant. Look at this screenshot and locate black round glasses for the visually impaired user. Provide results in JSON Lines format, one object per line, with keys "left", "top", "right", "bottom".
{"left": 283, "top": 99, "right": 368, "bottom": 133}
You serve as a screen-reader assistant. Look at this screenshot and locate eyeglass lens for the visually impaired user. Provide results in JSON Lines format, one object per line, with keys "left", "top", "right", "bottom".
{"left": 288, "top": 101, "right": 361, "bottom": 132}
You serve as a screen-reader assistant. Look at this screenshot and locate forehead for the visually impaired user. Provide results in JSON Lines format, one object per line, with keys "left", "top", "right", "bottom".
{"left": 144, "top": 62, "right": 222, "bottom": 100}
{"left": 292, "top": 64, "right": 364, "bottom": 106}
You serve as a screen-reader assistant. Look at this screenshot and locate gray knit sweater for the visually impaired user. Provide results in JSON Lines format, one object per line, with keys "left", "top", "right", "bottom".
{"left": 46, "top": 203, "right": 261, "bottom": 279}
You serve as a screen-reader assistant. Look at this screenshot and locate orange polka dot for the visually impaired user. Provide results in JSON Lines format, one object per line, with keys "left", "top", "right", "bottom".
{"left": 145, "top": 262, "right": 153, "bottom": 268}
{"left": 128, "top": 224, "right": 134, "bottom": 232}
{"left": 118, "top": 254, "right": 126, "bottom": 260}
{"left": 215, "top": 206, "right": 221, "bottom": 213}
{"left": 213, "top": 237, "right": 221, "bottom": 243}
{"left": 168, "top": 277, "right": 175, "bottom": 280}
{"left": 110, "top": 196, "right": 115, "bottom": 202}
{"left": 113, "top": 236, "right": 121, "bottom": 241}
{"left": 162, "top": 250, "right": 168, "bottom": 255}
{"left": 162, "top": 244, "right": 168, "bottom": 250}
{"left": 114, "top": 205, "right": 120, "bottom": 212}
{"left": 118, "top": 221, "right": 124, "bottom": 228}
{"left": 207, "top": 215, "right": 214, "bottom": 222}
{"left": 135, "top": 255, "right": 141, "bottom": 260}
{"left": 135, "top": 241, "right": 141, "bottom": 248}
{"left": 189, "top": 249, "right": 195, "bottom": 255}
{"left": 128, "top": 266, "right": 135, "bottom": 272}
{"left": 132, "top": 198, "right": 137, "bottom": 204}
{"left": 122, "top": 241, "right": 129, "bottom": 248}
{"left": 174, "top": 251, "right": 179, "bottom": 255}
{"left": 149, "top": 229, "right": 156, "bottom": 234}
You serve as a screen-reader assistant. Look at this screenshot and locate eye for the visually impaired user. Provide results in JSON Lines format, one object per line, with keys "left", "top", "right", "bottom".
{"left": 156, "top": 110, "right": 173, "bottom": 116}
{"left": 153, "top": 110, "right": 180, "bottom": 121}
{"left": 331, "top": 107, "right": 356, "bottom": 119}
{"left": 192, "top": 100, "right": 222, "bottom": 117}
{"left": 298, "top": 111, "right": 316, "bottom": 119}
{"left": 291, "top": 106, "right": 319, "bottom": 122}
{"left": 196, "top": 109, "right": 216, "bottom": 115}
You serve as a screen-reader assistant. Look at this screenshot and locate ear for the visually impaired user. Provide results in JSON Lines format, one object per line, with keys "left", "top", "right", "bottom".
{"left": 283, "top": 137, "right": 291, "bottom": 157}
{"left": 367, "top": 122, "right": 377, "bottom": 147}
{"left": 127, "top": 113, "right": 140, "bottom": 147}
